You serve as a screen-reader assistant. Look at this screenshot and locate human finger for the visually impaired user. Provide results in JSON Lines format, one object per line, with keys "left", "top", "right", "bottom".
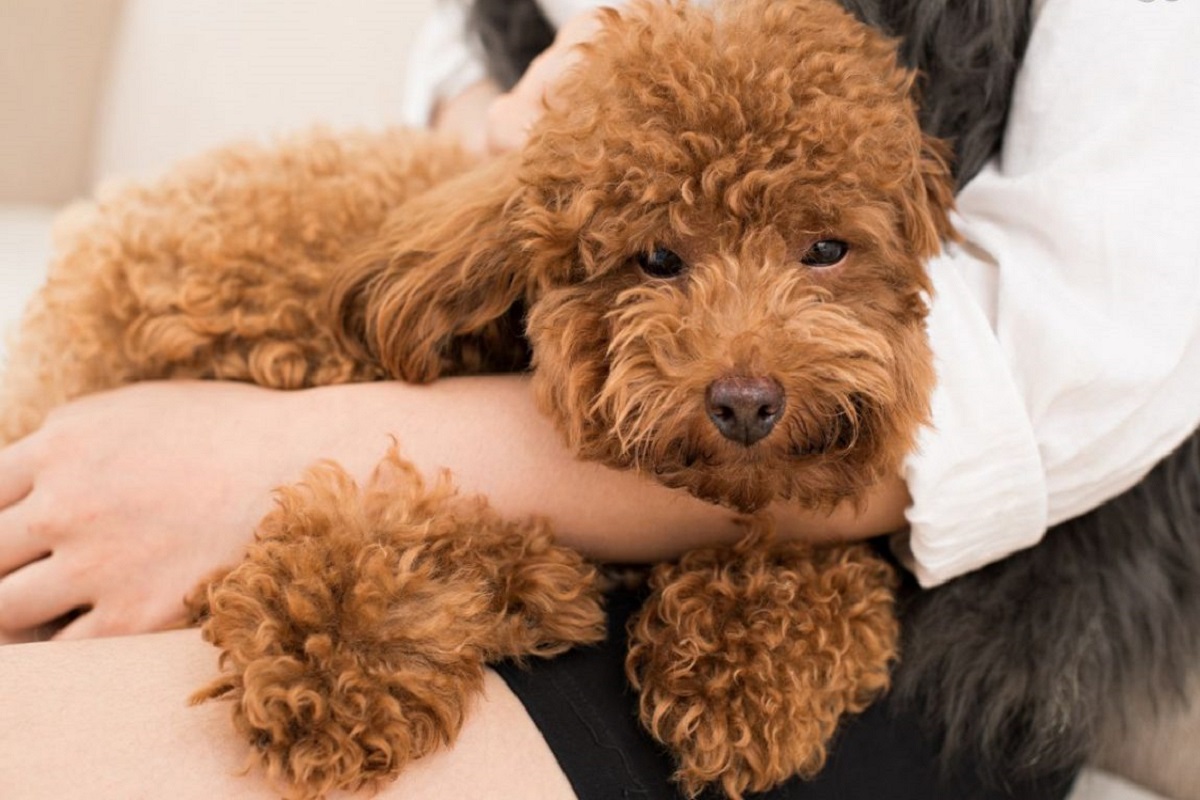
{"left": 0, "top": 503, "right": 52, "bottom": 577}
{"left": 53, "top": 602, "right": 185, "bottom": 641}
{"left": 485, "top": 93, "right": 541, "bottom": 155}
{"left": 432, "top": 78, "right": 503, "bottom": 156}
{"left": 0, "top": 436, "right": 37, "bottom": 510}
{"left": 0, "top": 556, "right": 90, "bottom": 634}
{"left": 52, "top": 608, "right": 110, "bottom": 642}
{"left": 484, "top": 10, "right": 603, "bottom": 155}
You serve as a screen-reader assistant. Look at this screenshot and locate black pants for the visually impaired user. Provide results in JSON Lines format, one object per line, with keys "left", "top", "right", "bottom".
{"left": 495, "top": 584, "right": 1076, "bottom": 800}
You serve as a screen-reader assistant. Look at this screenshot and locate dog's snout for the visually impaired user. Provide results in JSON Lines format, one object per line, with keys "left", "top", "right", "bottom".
{"left": 705, "top": 376, "right": 785, "bottom": 446}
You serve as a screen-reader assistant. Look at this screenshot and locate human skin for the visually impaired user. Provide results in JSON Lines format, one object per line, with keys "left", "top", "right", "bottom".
{"left": 434, "top": 9, "right": 605, "bottom": 155}
{"left": 0, "top": 629, "right": 577, "bottom": 799}
{"left": 0, "top": 378, "right": 909, "bottom": 643}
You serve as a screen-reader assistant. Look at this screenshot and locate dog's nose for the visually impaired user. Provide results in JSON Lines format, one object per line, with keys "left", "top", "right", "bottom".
{"left": 705, "top": 376, "right": 785, "bottom": 446}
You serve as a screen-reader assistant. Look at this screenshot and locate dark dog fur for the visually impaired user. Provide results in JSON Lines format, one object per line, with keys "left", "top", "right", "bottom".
{"left": 895, "top": 431, "right": 1200, "bottom": 787}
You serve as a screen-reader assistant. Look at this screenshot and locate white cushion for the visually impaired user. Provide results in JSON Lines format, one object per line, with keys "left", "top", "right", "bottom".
{"left": 0, "top": 205, "right": 57, "bottom": 358}
{"left": 90, "top": 0, "right": 434, "bottom": 186}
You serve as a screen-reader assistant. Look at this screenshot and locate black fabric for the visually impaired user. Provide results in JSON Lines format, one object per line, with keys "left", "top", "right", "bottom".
{"left": 494, "top": 583, "right": 1077, "bottom": 800}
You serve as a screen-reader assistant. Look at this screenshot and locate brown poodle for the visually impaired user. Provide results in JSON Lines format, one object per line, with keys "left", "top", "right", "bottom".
{"left": 0, "top": 0, "right": 953, "bottom": 797}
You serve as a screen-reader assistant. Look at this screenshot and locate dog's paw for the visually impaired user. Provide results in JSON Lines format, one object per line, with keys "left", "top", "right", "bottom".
{"left": 193, "top": 630, "right": 474, "bottom": 800}
{"left": 191, "top": 451, "right": 605, "bottom": 799}
{"left": 191, "top": 507, "right": 487, "bottom": 798}
{"left": 626, "top": 536, "right": 898, "bottom": 799}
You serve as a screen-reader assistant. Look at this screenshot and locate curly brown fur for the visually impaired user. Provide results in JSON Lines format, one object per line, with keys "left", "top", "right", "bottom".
{"left": 626, "top": 526, "right": 898, "bottom": 799}
{"left": 467, "top": 0, "right": 1032, "bottom": 188}
{"left": 326, "top": 8, "right": 950, "bottom": 787}
{"left": 333, "top": 0, "right": 953, "bottom": 511}
{"left": 0, "top": 127, "right": 599, "bottom": 795}
{"left": 0, "top": 128, "right": 483, "bottom": 444}
{"left": 191, "top": 449, "right": 604, "bottom": 799}
{"left": 2, "top": 1, "right": 954, "bottom": 797}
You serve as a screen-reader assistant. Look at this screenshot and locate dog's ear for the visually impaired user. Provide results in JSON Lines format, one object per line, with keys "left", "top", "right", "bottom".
{"left": 327, "top": 154, "right": 536, "bottom": 382}
{"left": 899, "top": 134, "right": 957, "bottom": 259}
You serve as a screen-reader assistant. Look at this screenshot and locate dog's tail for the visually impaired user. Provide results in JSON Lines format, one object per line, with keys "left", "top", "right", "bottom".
{"left": 893, "top": 428, "right": 1200, "bottom": 784}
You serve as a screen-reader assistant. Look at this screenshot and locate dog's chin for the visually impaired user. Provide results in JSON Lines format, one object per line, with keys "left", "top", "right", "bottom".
{"left": 657, "top": 466, "right": 785, "bottom": 514}
{"left": 578, "top": 392, "right": 904, "bottom": 512}
{"left": 641, "top": 434, "right": 871, "bottom": 514}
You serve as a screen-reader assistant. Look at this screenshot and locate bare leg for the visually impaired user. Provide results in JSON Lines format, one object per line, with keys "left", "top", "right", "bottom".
{"left": 0, "top": 629, "right": 576, "bottom": 800}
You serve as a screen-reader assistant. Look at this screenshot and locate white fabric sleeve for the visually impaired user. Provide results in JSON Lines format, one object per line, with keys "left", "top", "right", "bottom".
{"left": 897, "top": 0, "right": 1200, "bottom": 586}
{"left": 399, "top": 0, "right": 489, "bottom": 127}
{"left": 539, "top": 0, "right": 709, "bottom": 27}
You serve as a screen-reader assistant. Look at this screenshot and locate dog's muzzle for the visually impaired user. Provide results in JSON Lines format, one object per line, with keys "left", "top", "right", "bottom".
{"left": 705, "top": 376, "right": 785, "bottom": 446}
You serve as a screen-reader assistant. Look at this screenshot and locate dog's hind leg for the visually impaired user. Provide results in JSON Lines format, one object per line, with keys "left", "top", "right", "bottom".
{"left": 191, "top": 447, "right": 605, "bottom": 800}
{"left": 625, "top": 527, "right": 898, "bottom": 799}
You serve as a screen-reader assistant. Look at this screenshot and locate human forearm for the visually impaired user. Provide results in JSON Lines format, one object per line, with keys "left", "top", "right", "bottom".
{"left": 0, "top": 376, "right": 905, "bottom": 643}
{"left": 294, "top": 375, "right": 909, "bottom": 562}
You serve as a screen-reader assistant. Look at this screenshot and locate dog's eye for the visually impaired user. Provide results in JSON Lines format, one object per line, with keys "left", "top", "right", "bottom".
{"left": 636, "top": 247, "right": 687, "bottom": 279}
{"left": 800, "top": 239, "right": 849, "bottom": 268}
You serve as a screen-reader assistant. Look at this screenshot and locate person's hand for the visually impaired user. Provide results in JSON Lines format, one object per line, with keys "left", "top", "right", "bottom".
{"left": 0, "top": 374, "right": 909, "bottom": 645}
{"left": 0, "top": 382, "right": 320, "bottom": 643}
{"left": 434, "top": 9, "right": 604, "bottom": 155}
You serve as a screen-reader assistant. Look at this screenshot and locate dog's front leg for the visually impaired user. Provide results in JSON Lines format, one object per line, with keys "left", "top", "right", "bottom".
{"left": 191, "top": 448, "right": 605, "bottom": 800}
{"left": 626, "top": 527, "right": 898, "bottom": 799}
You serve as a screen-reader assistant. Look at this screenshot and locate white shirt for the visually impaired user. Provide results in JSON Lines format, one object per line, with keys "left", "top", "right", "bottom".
{"left": 403, "top": 0, "right": 1200, "bottom": 586}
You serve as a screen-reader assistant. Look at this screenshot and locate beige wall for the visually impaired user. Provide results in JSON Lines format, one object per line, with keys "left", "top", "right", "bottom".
{"left": 0, "top": 0, "right": 123, "bottom": 204}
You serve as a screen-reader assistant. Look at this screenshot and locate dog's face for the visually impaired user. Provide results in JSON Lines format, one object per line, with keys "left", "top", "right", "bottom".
{"left": 331, "top": 0, "right": 953, "bottom": 513}
{"left": 518, "top": 0, "right": 953, "bottom": 510}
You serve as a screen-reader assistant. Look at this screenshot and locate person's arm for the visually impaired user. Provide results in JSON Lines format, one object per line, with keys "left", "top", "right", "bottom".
{"left": 295, "top": 377, "right": 909, "bottom": 558}
{"left": 0, "top": 377, "right": 906, "bottom": 644}
{"left": 897, "top": 0, "right": 1200, "bottom": 586}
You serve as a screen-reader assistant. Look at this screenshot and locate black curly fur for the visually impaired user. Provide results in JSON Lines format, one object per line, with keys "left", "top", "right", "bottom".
{"left": 464, "top": 0, "right": 554, "bottom": 94}
{"left": 838, "top": 0, "right": 1032, "bottom": 187}
{"left": 463, "top": 0, "right": 1033, "bottom": 187}
{"left": 466, "top": 0, "right": 555, "bottom": 91}
{"left": 894, "top": 431, "right": 1200, "bottom": 783}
